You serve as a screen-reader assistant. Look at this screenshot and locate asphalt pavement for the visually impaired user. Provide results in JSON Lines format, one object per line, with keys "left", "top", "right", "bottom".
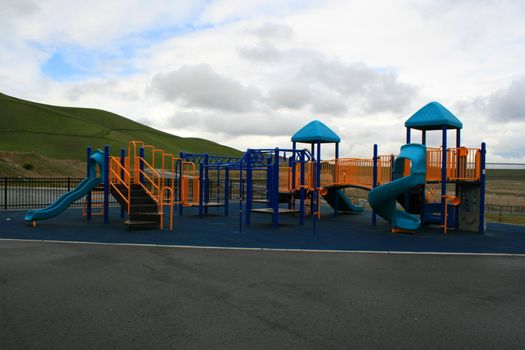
{"left": 1, "top": 240, "right": 524, "bottom": 349}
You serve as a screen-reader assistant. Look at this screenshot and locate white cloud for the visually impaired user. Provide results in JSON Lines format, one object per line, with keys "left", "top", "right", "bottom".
{"left": 485, "top": 78, "right": 525, "bottom": 122}
{"left": 0, "top": 0, "right": 524, "bottom": 162}
{"left": 150, "top": 64, "right": 261, "bottom": 113}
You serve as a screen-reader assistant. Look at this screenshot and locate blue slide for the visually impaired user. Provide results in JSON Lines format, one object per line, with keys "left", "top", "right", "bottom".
{"left": 368, "top": 143, "right": 427, "bottom": 231}
{"left": 322, "top": 188, "right": 364, "bottom": 213}
{"left": 25, "top": 150, "right": 105, "bottom": 223}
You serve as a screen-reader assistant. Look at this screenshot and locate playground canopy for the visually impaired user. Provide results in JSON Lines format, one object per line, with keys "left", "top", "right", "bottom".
{"left": 405, "top": 102, "right": 463, "bottom": 130}
{"left": 291, "top": 120, "right": 341, "bottom": 144}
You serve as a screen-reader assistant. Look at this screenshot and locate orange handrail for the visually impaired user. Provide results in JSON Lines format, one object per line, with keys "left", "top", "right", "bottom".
{"left": 109, "top": 156, "right": 131, "bottom": 214}
{"left": 138, "top": 159, "right": 161, "bottom": 203}
{"left": 441, "top": 195, "right": 460, "bottom": 234}
{"left": 160, "top": 186, "right": 174, "bottom": 231}
{"left": 181, "top": 161, "right": 199, "bottom": 206}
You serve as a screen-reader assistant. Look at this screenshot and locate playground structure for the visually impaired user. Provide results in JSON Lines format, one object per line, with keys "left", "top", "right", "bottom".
{"left": 25, "top": 101, "right": 486, "bottom": 234}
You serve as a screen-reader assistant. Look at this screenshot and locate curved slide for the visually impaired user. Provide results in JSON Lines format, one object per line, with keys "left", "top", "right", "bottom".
{"left": 321, "top": 188, "right": 364, "bottom": 213}
{"left": 25, "top": 150, "right": 105, "bottom": 223}
{"left": 368, "top": 143, "right": 426, "bottom": 231}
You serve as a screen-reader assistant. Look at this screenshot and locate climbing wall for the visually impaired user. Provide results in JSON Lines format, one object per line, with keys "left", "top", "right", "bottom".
{"left": 458, "top": 183, "right": 485, "bottom": 232}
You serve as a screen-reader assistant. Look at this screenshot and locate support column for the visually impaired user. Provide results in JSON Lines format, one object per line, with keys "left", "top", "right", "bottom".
{"left": 103, "top": 145, "right": 109, "bottom": 224}
{"left": 455, "top": 129, "right": 461, "bottom": 230}
{"left": 372, "top": 144, "right": 378, "bottom": 226}
{"left": 86, "top": 146, "right": 92, "bottom": 221}
{"left": 441, "top": 128, "right": 447, "bottom": 233}
{"left": 479, "top": 142, "right": 486, "bottom": 234}
{"left": 246, "top": 154, "right": 253, "bottom": 225}
{"left": 198, "top": 163, "right": 204, "bottom": 217}
{"left": 272, "top": 148, "right": 280, "bottom": 228}
{"left": 299, "top": 150, "right": 305, "bottom": 226}
{"left": 224, "top": 166, "right": 230, "bottom": 216}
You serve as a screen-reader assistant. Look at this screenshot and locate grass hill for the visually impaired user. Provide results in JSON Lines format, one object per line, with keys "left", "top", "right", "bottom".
{"left": 0, "top": 92, "right": 242, "bottom": 176}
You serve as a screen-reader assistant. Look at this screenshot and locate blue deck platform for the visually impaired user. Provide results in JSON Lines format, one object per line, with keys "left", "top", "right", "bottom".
{"left": 1, "top": 204, "right": 525, "bottom": 254}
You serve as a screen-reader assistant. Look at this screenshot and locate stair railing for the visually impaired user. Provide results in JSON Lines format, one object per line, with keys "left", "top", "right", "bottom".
{"left": 109, "top": 156, "right": 131, "bottom": 214}
{"left": 160, "top": 186, "right": 174, "bottom": 231}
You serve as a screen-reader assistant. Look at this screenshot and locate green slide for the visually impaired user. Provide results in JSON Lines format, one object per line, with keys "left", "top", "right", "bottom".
{"left": 368, "top": 143, "right": 427, "bottom": 231}
{"left": 322, "top": 188, "right": 364, "bottom": 213}
{"left": 25, "top": 150, "right": 105, "bottom": 223}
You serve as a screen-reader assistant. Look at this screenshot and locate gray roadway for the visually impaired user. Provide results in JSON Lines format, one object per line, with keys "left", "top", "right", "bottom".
{"left": 1, "top": 240, "right": 524, "bottom": 349}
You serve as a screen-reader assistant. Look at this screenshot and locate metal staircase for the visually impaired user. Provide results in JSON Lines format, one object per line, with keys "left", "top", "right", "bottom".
{"left": 110, "top": 183, "right": 161, "bottom": 230}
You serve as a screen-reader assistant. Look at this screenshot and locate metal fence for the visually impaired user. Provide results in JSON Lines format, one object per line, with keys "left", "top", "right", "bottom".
{"left": 0, "top": 177, "right": 118, "bottom": 210}
{"left": 486, "top": 204, "right": 525, "bottom": 216}
{"left": 0, "top": 177, "right": 267, "bottom": 210}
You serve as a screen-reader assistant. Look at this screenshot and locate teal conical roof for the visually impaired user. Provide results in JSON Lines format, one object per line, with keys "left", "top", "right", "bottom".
{"left": 405, "top": 102, "right": 462, "bottom": 130}
{"left": 291, "top": 120, "right": 341, "bottom": 143}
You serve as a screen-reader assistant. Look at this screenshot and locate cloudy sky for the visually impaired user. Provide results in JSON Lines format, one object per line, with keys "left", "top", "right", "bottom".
{"left": 1, "top": 0, "right": 524, "bottom": 162}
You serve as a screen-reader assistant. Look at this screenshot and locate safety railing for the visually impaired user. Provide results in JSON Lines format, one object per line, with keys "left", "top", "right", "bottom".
{"left": 295, "top": 156, "right": 392, "bottom": 190}
{"left": 447, "top": 147, "right": 481, "bottom": 181}
{"left": 82, "top": 188, "right": 105, "bottom": 216}
{"left": 377, "top": 155, "right": 393, "bottom": 184}
{"left": 426, "top": 147, "right": 442, "bottom": 181}
{"left": 138, "top": 158, "right": 161, "bottom": 206}
{"left": 320, "top": 160, "right": 336, "bottom": 187}
{"left": 426, "top": 147, "right": 481, "bottom": 182}
{"left": 294, "top": 161, "right": 315, "bottom": 191}
{"left": 333, "top": 158, "right": 375, "bottom": 189}
{"left": 181, "top": 161, "right": 199, "bottom": 206}
{"left": 278, "top": 166, "right": 292, "bottom": 193}
{"left": 109, "top": 156, "right": 131, "bottom": 213}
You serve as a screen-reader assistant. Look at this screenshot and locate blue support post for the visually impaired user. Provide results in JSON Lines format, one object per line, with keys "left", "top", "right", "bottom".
{"left": 479, "top": 142, "right": 486, "bottom": 234}
{"left": 455, "top": 129, "right": 461, "bottom": 230}
{"left": 224, "top": 166, "right": 230, "bottom": 216}
{"left": 372, "top": 144, "right": 378, "bottom": 226}
{"left": 272, "top": 148, "right": 279, "bottom": 228}
{"left": 178, "top": 152, "right": 183, "bottom": 216}
{"left": 299, "top": 150, "right": 305, "bottom": 225}
{"left": 441, "top": 127, "right": 447, "bottom": 233}
{"left": 198, "top": 163, "right": 204, "bottom": 217}
{"left": 204, "top": 154, "right": 209, "bottom": 214}
{"left": 291, "top": 141, "right": 298, "bottom": 209}
{"left": 334, "top": 142, "right": 340, "bottom": 216}
{"left": 422, "top": 130, "right": 426, "bottom": 145}
{"left": 120, "top": 148, "right": 126, "bottom": 219}
{"left": 86, "top": 146, "right": 92, "bottom": 221}
{"left": 246, "top": 153, "right": 253, "bottom": 225}
{"left": 266, "top": 156, "right": 272, "bottom": 204}
{"left": 406, "top": 128, "right": 411, "bottom": 144}
{"left": 314, "top": 143, "right": 321, "bottom": 233}
{"left": 289, "top": 155, "right": 296, "bottom": 209}
{"left": 238, "top": 158, "right": 244, "bottom": 233}
{"left": 103, "top": 145, "right": 110, "bottom": 224}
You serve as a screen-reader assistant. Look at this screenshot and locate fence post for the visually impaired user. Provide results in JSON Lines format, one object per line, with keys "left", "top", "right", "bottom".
{"left": 372, "top": 144, "right": 378, "bottom": 226}
{"left": 104, "top": 145, "right": 110, "bottom": 224}
{"left": 67, "top": 177, "right": 71, "bottom": 191}
{"left": 86, "top": 147, "right": 92, "bottom": 220}
{"left": 3, "top": 177, "right": 7, "bottom": 210}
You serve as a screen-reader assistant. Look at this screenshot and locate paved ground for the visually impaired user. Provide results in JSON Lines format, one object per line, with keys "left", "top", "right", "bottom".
{"left": 1, "top": 240, "right": 524, "bottom": 349}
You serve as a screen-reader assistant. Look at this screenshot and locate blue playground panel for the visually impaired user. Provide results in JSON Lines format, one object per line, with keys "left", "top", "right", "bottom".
{"left": 2, "top": 204, "right": 525, "bottom": 254}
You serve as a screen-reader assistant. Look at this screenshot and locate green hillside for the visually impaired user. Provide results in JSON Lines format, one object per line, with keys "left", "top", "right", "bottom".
{"left": 0, "top": 92, "right": 242, "bottom": 161}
